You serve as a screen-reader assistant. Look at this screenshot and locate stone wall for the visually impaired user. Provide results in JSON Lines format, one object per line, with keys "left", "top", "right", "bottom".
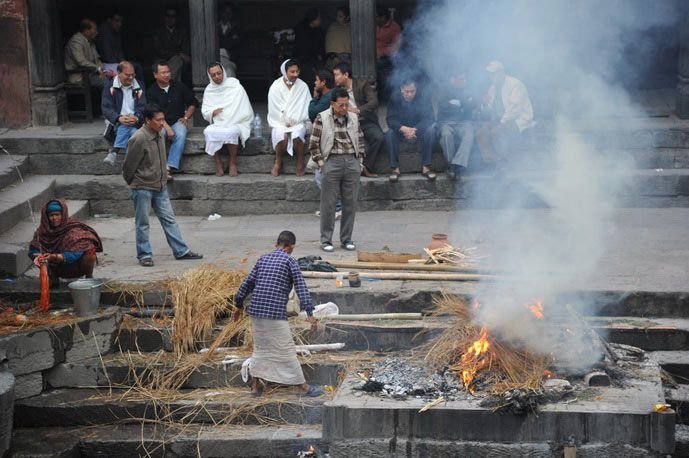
{"left": 0, "top": 307, "right": 121, "bottom": 399}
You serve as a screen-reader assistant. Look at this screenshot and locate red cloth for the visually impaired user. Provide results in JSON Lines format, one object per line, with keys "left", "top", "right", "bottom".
{"left": 376, "top": 20, "right": 401, "bottom": 58}
{"left": 30, "top": 199, "right": 103, "bottom": 254}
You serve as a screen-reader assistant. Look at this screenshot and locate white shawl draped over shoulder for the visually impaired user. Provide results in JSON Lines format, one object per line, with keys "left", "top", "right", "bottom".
{"left": 267, "top": 78, "right": 311, "bottom": 129}
{"left": 201, "top": 70, "right": 254, "bottom": 145}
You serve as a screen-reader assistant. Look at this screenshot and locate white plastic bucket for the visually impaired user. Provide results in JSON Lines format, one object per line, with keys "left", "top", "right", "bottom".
{"left": 68, "top": 279, "right": 103, "bottom": 317}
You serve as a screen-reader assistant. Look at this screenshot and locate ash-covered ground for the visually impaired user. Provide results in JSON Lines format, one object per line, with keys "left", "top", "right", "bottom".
{"left": 352, "top": 358, "right": 468, "bottom": 401}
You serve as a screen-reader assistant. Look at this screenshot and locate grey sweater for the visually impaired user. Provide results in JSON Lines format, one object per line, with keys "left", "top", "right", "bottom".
{"left": 122, "top": 125, "right": 167, "bottom": 191}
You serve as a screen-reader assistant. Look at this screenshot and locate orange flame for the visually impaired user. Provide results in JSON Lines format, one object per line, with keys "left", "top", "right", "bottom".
{"left": 526, "top": 299, "right": 544, "bottom": 319}
{"left": 453, "top": 327, "right": 492, "bottom": 394}
{"left": 543, "top": 369, "right": 556, "bottom": 379}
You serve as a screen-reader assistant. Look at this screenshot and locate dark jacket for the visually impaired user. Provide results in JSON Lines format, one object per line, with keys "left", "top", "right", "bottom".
{"left": 350, "top": 78, "right": 379, "bottom": 125}
{"left": 436, "top": 87, "right": 475, "bottom": 123}
{"left": 96, "top": 22, "right": 124, "bottom": 63}
{"left": 153, "top": 25, "right": 190, "bottom": 59}
{"left": 308, "top": 90, "right": 332, "bottom": 122}
{"left": 123, "top": 125, "right": 167, "bottom": 191}
{"left": 217, "top": 20, "right": 241, "bottom": 57}
{"left": 101, "top": 77, "right": 146, "bottom": 125}
{"left": 146, "top": 81, "right": 198, "bottom": 125}
{"left": 293, "top": 22, "right": 325, "bottom": 63}
{"left": 386, "top": 90, "right": 434, "bottom": 134}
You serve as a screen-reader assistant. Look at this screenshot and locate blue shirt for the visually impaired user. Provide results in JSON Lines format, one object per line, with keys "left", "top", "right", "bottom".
{"left": 235, "top": 248, "right": 314, "bottom": 320}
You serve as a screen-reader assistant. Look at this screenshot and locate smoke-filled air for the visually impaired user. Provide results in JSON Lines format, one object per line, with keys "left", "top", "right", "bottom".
{"left": 393, "top": 0, "right": 680, "bottom": 368}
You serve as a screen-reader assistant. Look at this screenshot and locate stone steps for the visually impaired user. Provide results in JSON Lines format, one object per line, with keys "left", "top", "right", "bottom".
{"left": 0, "top": 199, "right": 88, "bottom": 276}
{"left": 43, "top": 351, "right": 363, "bottom": 390}
{"left": 0, "top": 155, "right": 28, "bottom": 192}
{"left": 0, "top": 175, "right": 54, "bottom": 234}
{"left": 10, "top": 424, "right": 325, "bottom": 458}
{"left": 48, "top": 168, "right": 689, "bottom": 218}
{"left": 14, "top": 387, "right": 325, "bottom": 427}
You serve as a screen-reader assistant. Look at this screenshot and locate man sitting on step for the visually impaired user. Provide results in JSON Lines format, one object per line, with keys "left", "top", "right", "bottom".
{"left": 102, "top": 61, "right": 146, "bottom": 165}
{"left": 201, "top": 62, "right": 254, "bottom": 177}
{"left": 476, "top": 60, "right": 534, "bottom": 168}
{"left": 267, "top": 59, "right": 312, "bottom": 176}
{"left": 146, "top": 60, "right": 198, "bottom": 178}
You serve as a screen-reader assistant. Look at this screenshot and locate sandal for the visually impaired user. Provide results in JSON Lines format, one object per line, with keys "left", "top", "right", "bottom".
{"left": 422, "top": 170, "right": 437, "bottom": 181}
{"left": 388, "top": 171, "right": 400, "bottom": 183}
{"left": 301, "top": 385, "right": 324, "bottom": 397}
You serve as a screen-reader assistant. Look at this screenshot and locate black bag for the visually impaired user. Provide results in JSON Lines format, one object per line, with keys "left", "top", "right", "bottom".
{"left": 103, "top": 122, "right": 116, "bottom": 144}
{"left": 297, "top": 255, "right": 338, "bottom": 272}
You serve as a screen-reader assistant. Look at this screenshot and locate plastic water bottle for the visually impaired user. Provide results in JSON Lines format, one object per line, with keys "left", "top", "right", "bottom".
{"left": 252, "top": 114, "right": 262, "bottom": 137}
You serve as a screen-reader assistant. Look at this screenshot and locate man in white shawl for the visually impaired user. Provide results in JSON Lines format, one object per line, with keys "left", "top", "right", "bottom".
{"left": 267, "top": 59, "right": 312, "bottom": 176}
{"left": 201, "top": 62, "right": 254, "bottom": 176}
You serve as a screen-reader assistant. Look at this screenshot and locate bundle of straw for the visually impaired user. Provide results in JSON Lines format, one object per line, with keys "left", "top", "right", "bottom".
{"left": 169, "top": 265, "right": 246, "bottom": 355}
{"left": 424, "top": 245, "right": 479, "bottom": 267}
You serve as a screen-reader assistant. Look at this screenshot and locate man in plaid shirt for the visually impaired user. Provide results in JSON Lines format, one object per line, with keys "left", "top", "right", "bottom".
{"left": 234, "top": 231, "right": 322, "bottom": 397}
{"left": 307, "top": 87, "right": 366, "bottom": 253}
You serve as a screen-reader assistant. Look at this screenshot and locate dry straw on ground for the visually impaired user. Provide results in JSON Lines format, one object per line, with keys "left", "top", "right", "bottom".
{"left": 169, "top": 265, "right": 246, "bottom": 355}
{"left": 423, "top": 293, "right": 552, "bottom": 394}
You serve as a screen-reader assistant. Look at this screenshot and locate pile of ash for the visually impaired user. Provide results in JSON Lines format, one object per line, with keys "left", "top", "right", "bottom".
{"left": 352, "top": 357, "right": 466, "bottom": 401}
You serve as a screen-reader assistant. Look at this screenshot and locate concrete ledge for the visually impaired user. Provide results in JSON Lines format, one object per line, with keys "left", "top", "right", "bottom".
{"left": 11, "top": 424, "right": 324, "bottom": 458}
{"left": 0, "top": 175, "right": 54, "bottom": 234}
{"left": 51, "top": 170, "right": 689, "bottom": 219}
{"left": 45, "top": 354, "right": 343, "bottom": 389}
{"left": 15, "top": 388, "right": 325, "bottom": 427}
{"left": 0, "top": 372, "right": 15, "bottom": 457}
{"left": 323, "top": 364, "right": 668, "bottom": 451}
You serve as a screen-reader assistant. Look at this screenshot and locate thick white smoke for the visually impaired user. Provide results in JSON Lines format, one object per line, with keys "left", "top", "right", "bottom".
{"left": 395, "top": 0, "right": 679, "bottom": 367}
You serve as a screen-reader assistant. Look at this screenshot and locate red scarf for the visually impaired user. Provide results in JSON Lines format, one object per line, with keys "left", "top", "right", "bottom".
{"left": 30, "top": 199, "right": 103, "bottom": 254}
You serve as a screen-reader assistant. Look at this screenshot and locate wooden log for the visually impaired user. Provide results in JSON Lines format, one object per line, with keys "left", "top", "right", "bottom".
{"left": 301, "top": 271, "right": 500, "bottom": 281}
{"left": 295, "top": 343, "right": 345, "bottom": 352}
{"left": 357, "top": 250, "right": 421, "bottom": 263}
{"left": 319, "top": 313, "right": 422, "bottom": 321}
{"left": 328, "top": 260, "right": 486, "bottom": 274}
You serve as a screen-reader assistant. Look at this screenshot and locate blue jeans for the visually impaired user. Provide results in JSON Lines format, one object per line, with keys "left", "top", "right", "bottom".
{"left": 129, "top": 187, "right": 190, "bottom": 260}
{"left": 315, "top": 169, "right": 342, "bottom": 212}
{"left": 114, "top": 124, "right": 138, "bottom": 149}
{"left": 162, "top": 121, "right": 187, "bottom": 170}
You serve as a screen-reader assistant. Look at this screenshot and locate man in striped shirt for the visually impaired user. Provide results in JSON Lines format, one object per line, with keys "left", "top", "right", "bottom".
{"left": 307, "top": 87, "right": 366, "bottom": 253}
{"left": 235, "top": 231, "right": 322, "bottom": 397}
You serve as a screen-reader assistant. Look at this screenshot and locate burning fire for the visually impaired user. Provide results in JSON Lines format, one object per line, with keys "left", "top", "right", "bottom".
{"left": 454, "top": 327, "right": 492, "bottom": 394}
{"left": 543, "top": 369, "right": 556, "bottom": 379}
{"left": 526, "top": 299, "right": 544, "bottom": 319}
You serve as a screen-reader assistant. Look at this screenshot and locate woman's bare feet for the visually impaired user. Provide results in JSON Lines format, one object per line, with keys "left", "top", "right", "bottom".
{"left": 229, "top": 163, "right": 239, "bottom": 177}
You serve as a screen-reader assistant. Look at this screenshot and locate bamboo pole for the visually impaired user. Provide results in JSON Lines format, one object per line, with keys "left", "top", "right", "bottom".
{"left": 319, "top": 313, "right": 422, "bottom": 321}
{"left": 328, "top": 260, "right": 488, "bottom": 274}
{"left": 301, "top": 271, "right": 501, "bottom": 281}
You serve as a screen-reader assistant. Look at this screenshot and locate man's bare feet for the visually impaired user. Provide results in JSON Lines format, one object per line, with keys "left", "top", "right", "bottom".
{"left": 215, "top": 168, "right": 225, "bottom": 177}
{"left": 271, "top": 162, "right": 281, "bottom": 177}
{"left": 229, "top": 164, "right": 239, "bottom": 177}
{"left": 295, "top": 166, "right": 305, "bottom": 176}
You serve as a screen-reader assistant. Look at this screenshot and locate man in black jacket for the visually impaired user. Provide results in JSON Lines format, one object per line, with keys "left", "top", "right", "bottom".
{"left": 146, "top": 60, "right": 198, "bottom": 174}
{"left": 385, "top": 78, "right": 436, "bottom": 182}
{"left": 101, "top": 61, "right": 146, "bottom": 165}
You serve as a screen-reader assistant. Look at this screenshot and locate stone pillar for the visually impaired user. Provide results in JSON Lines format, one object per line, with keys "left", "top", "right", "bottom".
{"left": 677, "top": 4, "right": 689, "bottom": 119}
{"left": 189, "top": 0, "right": 218, "bottom": 124}
{"left": 0, "top": 0, "right": 32, "bottom": 129}
{"left": 0, "top": 372, "right": 15, "bottom": 456}
{"left": 349, "top": 0, "right": 377, "bottom": 81}
{"left": 27, "top": 0, "right": 68, "bottom": 126}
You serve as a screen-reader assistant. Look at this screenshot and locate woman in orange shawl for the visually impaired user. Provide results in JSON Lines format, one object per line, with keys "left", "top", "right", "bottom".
{"left": 29, "top": 199, "right": 103, "bottom": 287}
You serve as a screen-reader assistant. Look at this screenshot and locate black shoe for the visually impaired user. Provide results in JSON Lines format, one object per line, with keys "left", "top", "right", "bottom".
{"left": 447, "top": 167, "right": 457, "bottom": 181}
{"left": 176, "top": 251, "right": 203, "bottom": 260}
